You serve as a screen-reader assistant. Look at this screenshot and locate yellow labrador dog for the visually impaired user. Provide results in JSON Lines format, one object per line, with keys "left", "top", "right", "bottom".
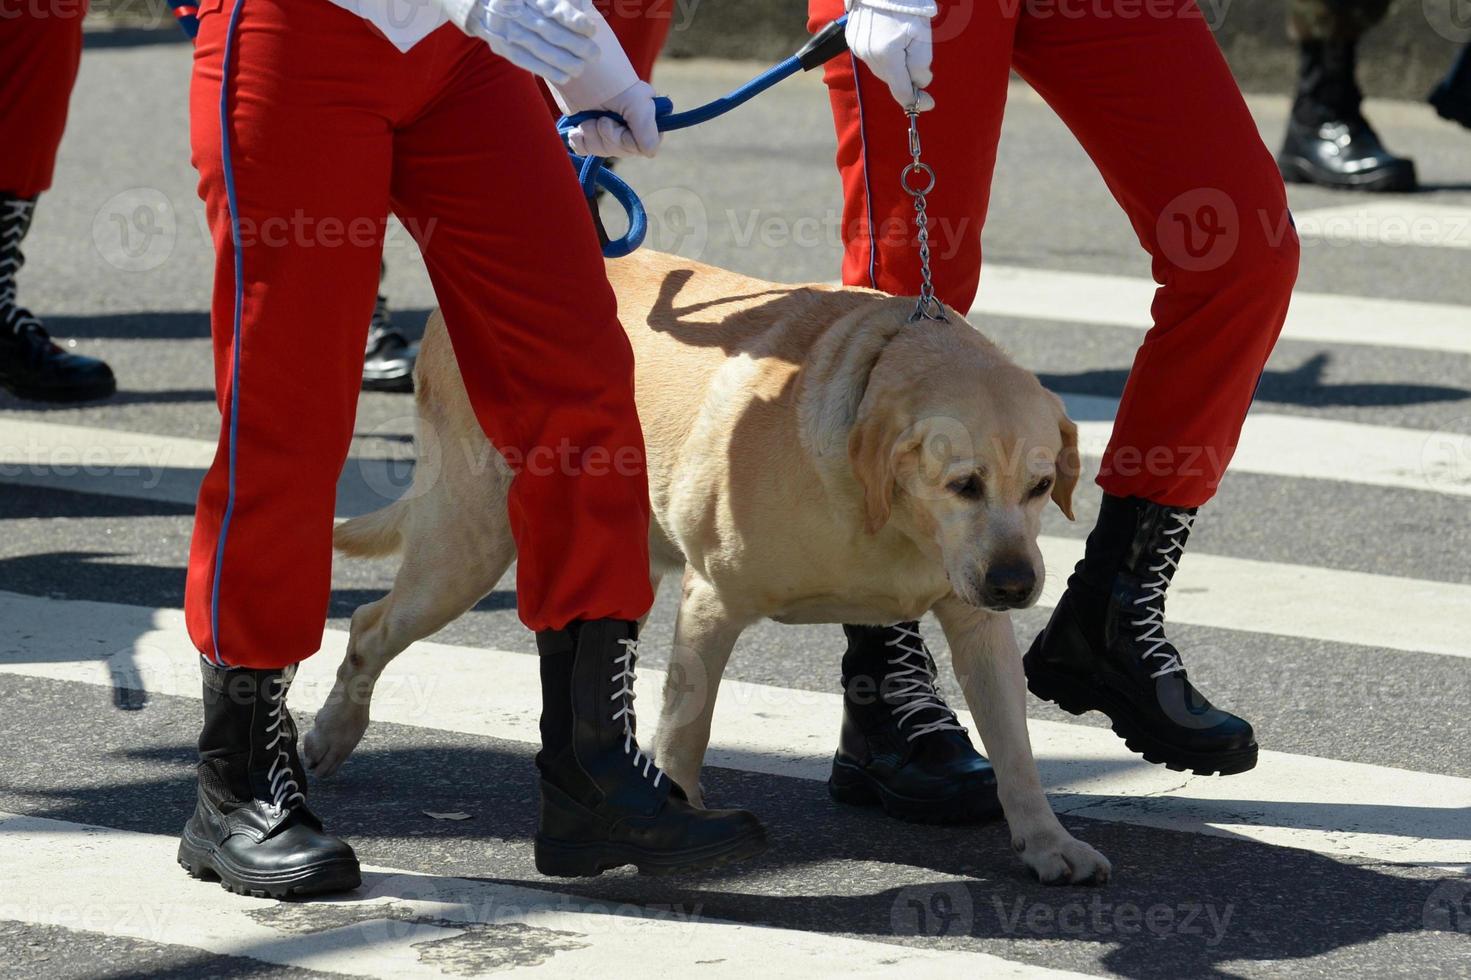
{"left": 308, "top": 249, "right": 1110, "bottom": 885}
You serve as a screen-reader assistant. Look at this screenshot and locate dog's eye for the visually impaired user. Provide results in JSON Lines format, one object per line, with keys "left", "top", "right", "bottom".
{"left": 1029, "top": 477, "right": 1054, "bottom": 499}
{"left": 947, "top": 474, "right": 984, "bottom": 499}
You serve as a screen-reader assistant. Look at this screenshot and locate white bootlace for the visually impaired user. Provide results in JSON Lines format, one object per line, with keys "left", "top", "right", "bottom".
{"left": 263, "top": 671, "right": 307, "bottom": 811}
{"left": 609, "top": 638, "right": 665, "bottom": 787}
{"left": 1129, "top": 511, "right": 1196, "bottom": 679}
{"left": 1, "top": 198, "right": 44, "bottom": 336}
{"left": 883, "top": 626, "right": 966, "bottom": 741}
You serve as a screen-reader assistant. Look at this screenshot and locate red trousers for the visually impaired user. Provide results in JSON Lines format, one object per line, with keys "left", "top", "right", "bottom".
{"left": 809, "top": 0, "right": 1300, "bottom": 507}
{"left": 186, "top": 0, "right": 653, "bottom": 668}
{"left": 0, "top": 0, "right": 87, "bottom": 196}
{"left": 537, "top": 0, "right": 674, "bottom": 114}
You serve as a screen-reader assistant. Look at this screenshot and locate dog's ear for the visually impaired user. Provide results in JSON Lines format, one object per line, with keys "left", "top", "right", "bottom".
{"left": 1051, "top": 397, "right": 1080, "bottom": 521}
{"left": 848, "top": 409, "right": 898, "bottom": 534}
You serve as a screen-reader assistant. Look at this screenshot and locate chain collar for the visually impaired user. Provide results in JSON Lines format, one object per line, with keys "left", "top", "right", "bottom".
{"left": 902, "top": 101, "right": 947, "bottom": 323}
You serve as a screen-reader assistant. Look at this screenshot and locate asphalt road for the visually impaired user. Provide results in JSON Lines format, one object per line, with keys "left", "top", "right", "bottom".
{"left": 1, "top": 27, "right": 1469, "bottom": 980}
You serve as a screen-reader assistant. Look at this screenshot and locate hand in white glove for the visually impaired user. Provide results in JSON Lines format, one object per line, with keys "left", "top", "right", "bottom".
{"left": 455, "top": 0, "right": 600, "bottom": 86}
{"left": 564, "top": 80, "right": 662, "bottom": 158}
{"left": 845, "top": 0, "right": 938, "bottom": 111}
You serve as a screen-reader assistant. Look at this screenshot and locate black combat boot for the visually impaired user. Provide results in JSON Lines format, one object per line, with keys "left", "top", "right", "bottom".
{"left": 361, "top": 291, "right": 416, "bottom": 392}
{"left": 1024, "top": 494, "right": 1258, "bottom": 776}
{"left": 1278, "top": 40, "right": 1417, "bottom": 192}
{"left": 1430, "top": 44, "right": 1471, "bottom": 130}
{"left": 533, "top": 619, "right": 767, "bottom": 877}
{"left": 178, "top": 660, "right": 362, "bottom": 898}
{"left": 0, "top": 194, "right": 116, "bottom": 402}
{"left": 829, "top": 623, "right": 1000, "bottom": 823}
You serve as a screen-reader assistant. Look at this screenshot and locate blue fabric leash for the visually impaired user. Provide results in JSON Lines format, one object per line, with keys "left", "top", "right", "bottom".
{"left": 168, "top": 0, "right": 201, "bottom": 38}
{"left": 558, "top": 16, "right": 850, "bottom": 258}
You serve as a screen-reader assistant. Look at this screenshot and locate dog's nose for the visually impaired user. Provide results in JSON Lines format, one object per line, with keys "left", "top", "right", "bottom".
{"left": 982, "top": 560, "right": 1037, "bottom": 608}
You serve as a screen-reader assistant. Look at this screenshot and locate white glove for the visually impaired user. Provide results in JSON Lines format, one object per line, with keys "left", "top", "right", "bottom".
{"left": 443, "top": 0, "right": 600, "bottom": 86}
{"left": 845, "top": 0, "right": 937, "bottom": 111}
{"left": 543, "top": 7, "right": 661, "bottom": 158}
{"left": 563, "top": 81, "right": 662, "bottom": 158}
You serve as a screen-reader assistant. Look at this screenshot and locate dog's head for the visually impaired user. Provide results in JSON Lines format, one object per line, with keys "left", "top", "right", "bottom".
{"left": 846, "top": 316, "right": 1079, "bottom": 612}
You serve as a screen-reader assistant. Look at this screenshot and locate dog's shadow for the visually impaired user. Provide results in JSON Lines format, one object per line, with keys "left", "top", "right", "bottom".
{"left": 643, "top": 272, "right": 1471, "bottom": 413}
{"left": 9, "top": 680, "right": 1467, "bottom": 980}
{"left": 325, "top": 743, "right": 1471, "bottom": 980}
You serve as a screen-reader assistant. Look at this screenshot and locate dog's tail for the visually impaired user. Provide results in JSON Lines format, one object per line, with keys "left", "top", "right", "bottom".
{"left": 334, "top": 499, "right": 409, "bottom": 558}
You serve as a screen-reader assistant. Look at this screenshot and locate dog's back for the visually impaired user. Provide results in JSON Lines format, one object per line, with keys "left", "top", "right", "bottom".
{"left": 602, "top": 251, "right": 900, "bottom": 573}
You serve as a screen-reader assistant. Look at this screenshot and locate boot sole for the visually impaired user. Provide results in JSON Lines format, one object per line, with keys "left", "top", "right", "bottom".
{"left": 1278, "top": 154, "right": 1419, "bottom": 193}
{"left": 177, "top": 825, "right": 362, "bottom": 900}
{"left": 534, "top": 825, "right": 768, "bottom": 878}
{"left": 0, "top": 377, "right": 117, "bottom": 403}
{"left": 360, "top": 371, "right": 414, "bottom": 393}
{"left": 827, "top": 757, "right": 1003, "bottom": 824}
{"left": 1023, "top": 647, "right": 1259, "bottom": 777}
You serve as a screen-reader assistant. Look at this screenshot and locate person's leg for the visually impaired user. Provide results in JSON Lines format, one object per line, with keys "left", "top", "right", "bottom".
{"left": 381, "top": 2, "right": 672, "bottom": 400}
{"left": 809, "top": 0, "right": 1017, "bottom": 823}
{"left": 808, "top": 0, "right": 1014, "bottom": 310}
{"left": 603, "top": 0, "right": 674, "bottom": 82}
{"left": 388, "top": 34, "right": 764, "bottom": 876}
{"left": 1012, "top": 0, "right": 1301, "bottom": 775}
{"left": 1430, "top": 43, "right": 1471, "bottom": 129}
{"left": 361, "top": 260, "right": 415, "bottom": 393}
{"left": 0, "top": 0, "right": 115, "bottom": 402}
{"left": 1277, "top": 0, "right": 1415, "bottom": 191}
{"left": 536, "top": 0, "right": 673, "bottom": 113}
{"left": 179, "top": 0, "right": 395, "bottom": 896}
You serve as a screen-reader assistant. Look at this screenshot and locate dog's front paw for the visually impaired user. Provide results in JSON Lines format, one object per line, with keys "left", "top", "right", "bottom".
{"left": 665, "top": 773, "right": 705, "bottom": 808}
{"left": 1013, "top": 829, "right": 1111, "bottom": 886}
{"left": 303, "top": 696, "right": 369, "bottom": 779}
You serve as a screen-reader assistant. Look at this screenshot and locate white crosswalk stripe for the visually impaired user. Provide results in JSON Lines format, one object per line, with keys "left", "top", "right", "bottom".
{"left": 7, "top": 46, "right": 1468, "bottom": 975}
{"left": 1294, "top": 203, "right": 1471, "bottom": 251}
{"left": 3, "top": 590, "right": 1468, "bottom": 867}
{"left": 6, "top": 201, "right": 1471, "bottom": 975}
{"left": 0, "top": 813, "right": 1073, "bottom": 978}
{"left": 5, "top": 389, "right": 1471, "bottom": 520}
{"left": 970, "top": 264, "right": 1471, "bottom": 355}
{"left": 3, "top": 417, "right": 1469, "bottom": 660}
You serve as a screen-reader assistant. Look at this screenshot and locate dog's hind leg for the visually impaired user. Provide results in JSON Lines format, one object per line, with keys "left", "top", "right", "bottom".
{"left": 305, "top": 488, "right": 516, "bottom": 778}
{"left": 933, "top": 595, "right": 1112, "bottom": 886}
{"left": 652, "top": 572, "right": 747, "bottom": 807}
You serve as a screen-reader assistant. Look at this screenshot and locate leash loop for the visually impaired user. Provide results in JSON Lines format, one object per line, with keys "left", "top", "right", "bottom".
{"left": 559, "top": 16, "right": 849, "bottom": 258}
{"left": 900, "top": 161, "right": 935, "bottom": 197}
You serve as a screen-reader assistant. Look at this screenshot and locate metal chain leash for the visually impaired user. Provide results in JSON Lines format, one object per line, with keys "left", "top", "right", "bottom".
{"left": 901, "top": 100, "right": 947, "bottom": 323}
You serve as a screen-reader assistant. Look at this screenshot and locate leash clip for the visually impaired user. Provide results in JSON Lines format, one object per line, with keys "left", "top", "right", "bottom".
{"left": 902, "top": 100, "right": 947, "bottom": 323}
